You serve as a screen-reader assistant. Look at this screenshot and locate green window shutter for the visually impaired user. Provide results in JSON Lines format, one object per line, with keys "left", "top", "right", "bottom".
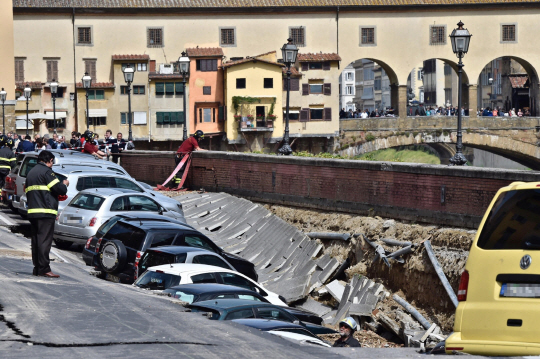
{"left": 163, "top": 112, "right": 171, "bottom": 124}
{"left": 218, "top": 106, "right": 224, "bottom": 121}
{"left": 171, "top": 112, "right": 178, "bottom": 124}
{"left": 178, "top": 111, "right": 185, "bottom": 124}
{"left": 87, "top": 90, "right": 95, "bottom": 100}
{"left": 120, "top": 113, "right": 126, "bottom": 124}
{"left": 175, "top": 82, "right": 184, "bottom": 94}
{"left": 156, "top": 82, "right": 164, "bottom": 95}
{"left": 96, "top": 90, "right": 104, "bottom": 100}
{"left": 156, "top": 112, "right": 163, "bottom": 124}
{"left": 166, "top": 83, "right": 174, "bottom": 94}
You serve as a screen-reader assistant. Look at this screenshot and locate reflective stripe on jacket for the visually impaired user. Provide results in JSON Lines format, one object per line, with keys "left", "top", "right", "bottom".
{"left": 0, "top": 147, "right": 16, "bottom": 170}
{"left": 25, "top": 162, "right": 68, "bottom": 219}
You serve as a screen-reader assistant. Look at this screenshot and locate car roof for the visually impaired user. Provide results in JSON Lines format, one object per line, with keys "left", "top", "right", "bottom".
{"left": 78, "top": 188, "right": 138, "bottom": 196}
{"left": 148, "top": 246, "right": 211, "bottom": 255}
{"left": 167, "top": 283, "right": 261, "bottom": 296}
{"left": 191, "top": 298, "right": 271, "bottom": 310}
{"left": 120, "top": 220, "right": 194, "bottom": 231}
{"left": 232, "top": 319, "right": 304, "bottom": 331}
{"left": 23, "top": 150, "right": 93, "bottom": 158}
{"left": 150, "top": 263, "right": 235, "bottom": 275}
{"left": 54, "top": 168, "right": 127, "bottom": 176}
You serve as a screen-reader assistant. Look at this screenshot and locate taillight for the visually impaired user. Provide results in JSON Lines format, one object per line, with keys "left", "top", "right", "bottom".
{"left": 95, "top": 238, "right": 103, "bottom": 253}
{"left": 88, "top": 217, "right": 97, "bottom": 227}
{"left": 85, "top": 237, "right": 93, "bottom": 249}
{"left": 457, "top": 270, "right": 469, "bottom": 302}
{"left": 134, "top": 251, "right": 143, "bottom": 280}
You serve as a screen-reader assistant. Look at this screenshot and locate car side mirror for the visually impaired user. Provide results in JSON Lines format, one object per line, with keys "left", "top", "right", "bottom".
{"left": 159, "top": 206, "right": 164, "bottom": 215}
{"left": 293, "top": 320, "right": 301, "bottom": 325}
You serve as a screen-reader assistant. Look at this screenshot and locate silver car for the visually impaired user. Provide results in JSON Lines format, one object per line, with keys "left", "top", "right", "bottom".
{"left": 6, "top": 150, "right": 129, "bottom": 211}
{"left": 18, "top": 168, "right": 185, "bottom": 220}
{"left": 54, "top": 188, "right": 185, "bottom": 248}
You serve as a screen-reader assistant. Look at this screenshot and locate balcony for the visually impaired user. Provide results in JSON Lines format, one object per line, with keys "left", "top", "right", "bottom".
{"left": 236, "top": 116, "right": 274, "bottom": 132}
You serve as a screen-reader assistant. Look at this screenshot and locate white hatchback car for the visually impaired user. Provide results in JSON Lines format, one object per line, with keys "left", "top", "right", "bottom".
{"left": 135, "top": 263, "right": 287, "bottom": 307}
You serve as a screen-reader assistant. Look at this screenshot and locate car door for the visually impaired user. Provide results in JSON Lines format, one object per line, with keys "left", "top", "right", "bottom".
{"left": 192, "top": 254, "right": 234, "bottom": 270}
{"left": 215, "top": 272, "right": 260, "bottom": 293}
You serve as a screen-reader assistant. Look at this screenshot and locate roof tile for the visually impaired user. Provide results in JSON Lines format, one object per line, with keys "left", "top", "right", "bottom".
{"left": 297, "top": 53, "right": 342, "bottom": 62}
{"left": 186, "top": 47, "right": 224, "bottom": 57}
{"left": 222, "top": 57, "right": 285, "bottom": 68}
{"left": 112, "top": 54, "right": 150, "bottom": 61}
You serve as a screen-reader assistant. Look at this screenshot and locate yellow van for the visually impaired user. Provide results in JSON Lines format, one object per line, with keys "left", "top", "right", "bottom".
{"left": 446, "top": 182, "right": 540, "bottom": 356}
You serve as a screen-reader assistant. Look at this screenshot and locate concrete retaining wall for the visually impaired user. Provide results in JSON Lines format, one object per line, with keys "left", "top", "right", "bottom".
{"left": 120, "top": 150, "right": 540, "bottom": 229}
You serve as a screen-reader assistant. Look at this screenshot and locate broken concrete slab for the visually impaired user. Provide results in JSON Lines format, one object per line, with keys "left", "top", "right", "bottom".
{"left": 322, "top": 310, "right": 337, "bottom": 325}
{"left": 298, "top": 298, "right": 332, "bottom": 317}
{"left": 331, "top": 301, "right": 352, "bottom": 326}
{"left": 325, "top": 280, "right": 345, "bottom": 302}
{"left": 348, "top": 303, "right": 375, "bottom": 317}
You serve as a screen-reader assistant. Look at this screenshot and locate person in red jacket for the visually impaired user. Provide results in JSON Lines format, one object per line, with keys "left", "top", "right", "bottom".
{"left": 82, "top": 131, "right": 105, "bottom": 159}
{"left": 172, "top": 130, "right": 206, "bottom": 187}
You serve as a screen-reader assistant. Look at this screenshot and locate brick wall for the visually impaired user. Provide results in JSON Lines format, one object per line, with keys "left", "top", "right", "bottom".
{"left": 121, "top": 150, "right": 540, "bottom": 228}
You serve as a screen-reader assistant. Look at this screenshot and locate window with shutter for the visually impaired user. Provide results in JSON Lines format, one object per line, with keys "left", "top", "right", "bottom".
{"left": 156, "top": 82, "right": 165, "bottom": 95}
{"left": 178, "top": 111, "right": 185, "bottom": 124}
{"left": 175, "top": 82, "right": 184, "bottom": 94}
{"left": 165, "top": 83, "right": 174, "bottom": 95}
{"left": 85, "top": 60, "right": 97, "bottom": 82}
{"left": 502, "top": 24, "right": 516, "bottom": 42}
{"left": 77, "top": 27, "right": 92, "bottom": 44}
{"left": 218, "top": 106, "right": 224, "bottom": 121}
{"left": 156, "top": 112, "right": 164, "bottom": 124}
{"left": 429, "top": 25, "right": 446, "bottom": 45}
{"left": 323, "top": 83, "right": 331, "bottom": 96}
{"left": 300, "top": 109, "right": 309, "bottom": 122}
{"left": 147, "top": 28, "right": 163, "bottom": 47}
{"left": 360, "top": 27, "right": 375, "bottom": 45}
{"left": 289, "top": 27, "right": 305, "bottom": 47}
{"left": 15, "top": 60, "right": 24, "bottom": 83}
{"left": 220, "top": 28, "right": 235, "bottom": 46}
{"left": 324, "top": 108, "right": 332, "bottom": 121}
{"left": 203, "top": 86, "right": 211, "bottom": 95}
{"left": 302, "top": 83, "right": 309, "bottom": 96}
{"left": 322, "top": 62, "right": 331, "bottom": 71}
{"left": 291, "top": 78, "right": 300, "bottom": 91}
{"left": 163, "top": 112, "right": 171, "bottom": 124}
{"left": 301, "top": 63, "right": 308, "bottom": 72}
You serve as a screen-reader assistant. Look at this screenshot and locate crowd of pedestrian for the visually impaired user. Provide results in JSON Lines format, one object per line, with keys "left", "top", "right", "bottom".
{"left": 339, "top": 108, "right": 396, "bottom": 119}
{"left": 477, "top": 107, "right": 530, "bottom": 117}
{"left": 4, "top": 129, "right": 135, "bottom": 162}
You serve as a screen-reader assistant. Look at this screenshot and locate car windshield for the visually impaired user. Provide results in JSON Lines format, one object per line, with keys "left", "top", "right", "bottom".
{"left": 20, "top": 158, "right": 38, "bottom": 177}
{"left": 139, "top": 252, "right": 186, "bottom": 272}
{"left": 134, "top": 271, "right": 181, "bottom": 290}
{"left": 103, "top": 222, "right": 146, "bottom": 250}
{"left": 477, "top": 189, "right": 540, "bottom": 250}
{"left": 163, "top": 289, "right": 197, "bottom": 304}
{"left": 68, "top": 193, "right": 105, "bottom": 211}
{"left": 274, "top": 328, "right": 319, "bottom": 339}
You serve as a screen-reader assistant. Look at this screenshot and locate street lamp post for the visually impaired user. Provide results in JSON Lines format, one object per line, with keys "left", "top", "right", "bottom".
{"left": 82, "top": 72, "right": 92, "bottom": 131}
{"left": 178, "top": 51, "right": 190, "bottom": 141}
{"left": 122, "top": 65, "right": 134, "bottom": 142}
{"left": 0, "top": 88, "right": 6, "bottom": 134}
{"left": 278, "top": 38, "right": 298, "bottom": 156}
{"left": 50, "top": 79, "right": 58, "bottom": 135}
{"left": 23, "top": 84, "right": 32, "bottom": 136}
{"left": 448, "top": 21, "right": 472, "bottom": 166}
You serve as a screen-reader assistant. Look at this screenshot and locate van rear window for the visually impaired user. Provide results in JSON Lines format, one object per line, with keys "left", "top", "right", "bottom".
{"left": 477, "top": 189, "right": 540, "bottom": 250}
{"left": 103, "top": 222, "right": 146, "bottom": 250}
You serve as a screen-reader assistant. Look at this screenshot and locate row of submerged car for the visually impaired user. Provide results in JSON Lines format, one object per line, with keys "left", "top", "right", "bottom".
{"left": 1, "top": 149, "right": 336, "bottom": 347}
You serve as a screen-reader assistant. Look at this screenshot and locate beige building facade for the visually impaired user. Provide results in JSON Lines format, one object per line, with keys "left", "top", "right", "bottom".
{"left": 6, "top": 0, "right": 540, "bottom": 145}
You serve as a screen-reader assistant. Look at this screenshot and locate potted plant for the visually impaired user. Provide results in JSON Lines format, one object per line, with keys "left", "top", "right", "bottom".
{"left": 246, "top": 115, "right": 254, "bottom": 121}
{"left": 233, "top": 115, "right": 242, "bottom": 121}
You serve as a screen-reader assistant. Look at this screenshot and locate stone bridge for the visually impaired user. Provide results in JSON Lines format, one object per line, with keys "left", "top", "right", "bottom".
{"left": 339, "top": 116, "right": 540, "bottom": 169}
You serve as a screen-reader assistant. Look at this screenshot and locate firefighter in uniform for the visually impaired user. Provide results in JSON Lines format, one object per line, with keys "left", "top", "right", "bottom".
{"left": 333, "top": 317, "right": 361, "bottom": 347}
{"left": 170, "top": 130, "right": 206, "bottom": 187}
{"left": 0, "top": 135, "right": 16, "bottom": 188}
{"left": 26, "top": 150, "right": 69, "bottom": 278}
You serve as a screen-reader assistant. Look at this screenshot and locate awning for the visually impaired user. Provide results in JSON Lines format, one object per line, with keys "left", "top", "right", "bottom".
{"left": 15, "top": 113, "right": 47, "bottom": 120}
{"left": 16, "top": 119, "right": 32, "bottom": 130}
{"left": 45, "top": 111, "right": 67, "bottom": 118}
{"left": 86, "top": 109, "right": 107, "bottom": 117}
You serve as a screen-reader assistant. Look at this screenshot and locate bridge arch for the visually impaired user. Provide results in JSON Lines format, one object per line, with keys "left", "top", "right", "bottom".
{"left": 340, "top": 131, "right": 540, "bottom": 170}
{"left": 475, "top": 56, "right": 540, "bottom": 116}
{"left": 339, "top": 58, "right": 400, "bottom": 117}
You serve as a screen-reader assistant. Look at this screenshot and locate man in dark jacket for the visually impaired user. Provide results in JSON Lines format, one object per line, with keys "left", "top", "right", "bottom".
{"left": 26, "top": 151, "right": 69, "bottom": 277}
{"left": 107, "top": 132, "right": 126, "bottom": 164}
{"left": 333, "top": 317, "right": 361, "bottom": 348}
{"left": 16, "top": 135, "right": 35, "bottom": 153}
{"left": 0, "top": 135, "right": 15, "bottom": 188}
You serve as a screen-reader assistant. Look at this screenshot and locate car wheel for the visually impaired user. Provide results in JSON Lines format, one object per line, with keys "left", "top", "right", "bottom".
{"left": 99, "top": 240, "right": 127, "bottom": 274}
{"left": 54, "top": 238, "right": 72, "bottom": 250}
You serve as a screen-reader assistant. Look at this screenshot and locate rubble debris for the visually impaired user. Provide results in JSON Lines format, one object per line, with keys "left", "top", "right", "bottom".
{"left": 325, "top": 280, "right": 345, "bottom": 302}
{"left": 298, "top": 298, "right": 332, "bottom": 317}
{"left": 386, "top": 245, "right": 414, "bottom": 263}
{"left": 392, "top": 294, "right": 431, "bottom": 330}
{"left": 306, "top": 232, "right": 351, "bottom": 241}
{"left": 381, "top": 238, "right": 412, "bottom": 247}
{"left": 424, "top": 240, "right": 459, "bottom": 308}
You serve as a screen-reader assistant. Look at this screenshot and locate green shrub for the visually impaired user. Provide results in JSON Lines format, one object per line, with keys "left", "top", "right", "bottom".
{"left": 365, "top": 134, "right": 376, "bottom": 142}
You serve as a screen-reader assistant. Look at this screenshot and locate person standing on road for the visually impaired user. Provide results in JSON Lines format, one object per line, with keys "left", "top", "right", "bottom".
{"left": 333, "top": 317, "right": 361, "bottom": 348}
{"left": 0, "top": 135, "right": 16, "bottom": 188}
{"left": 171, "top": 130, "right": 206, "bottom": 187}
{"left": 26, "top": 150, "right": 68, "bottom": 278}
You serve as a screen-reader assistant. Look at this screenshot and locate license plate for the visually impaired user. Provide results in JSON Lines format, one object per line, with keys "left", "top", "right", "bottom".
{"left": 105, "top": 273, "right": 120, "bottom": 283}
{"left": 500, "top": 283, "right": 540, "bottom": 298}
{"left": 66, "top": 218, "right": 82, "bottom": 224}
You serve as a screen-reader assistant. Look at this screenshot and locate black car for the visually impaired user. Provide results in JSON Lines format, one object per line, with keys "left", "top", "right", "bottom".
{"left": 188, "top": 299, "right": 336, "bottom": 335}
{"left": 164, "top": 283, "right": 323, "bottom": 325}
{"left": 83, "top": 214, "right": 257, "bottom": 284}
